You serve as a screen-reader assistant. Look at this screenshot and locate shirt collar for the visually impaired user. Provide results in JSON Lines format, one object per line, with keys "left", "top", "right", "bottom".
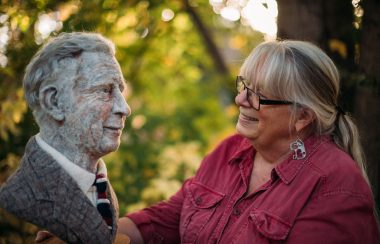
{"left": 275, "top": 135, "right": 330, "bottom": 184}
{"left": 227, "top": 134, "right": 330, "bottom": 185}
{"left": 35, "top": 133, "right": 101, "bottom": 194}
{"left": 228, "top": 136, "right": 254, "bottom": 165}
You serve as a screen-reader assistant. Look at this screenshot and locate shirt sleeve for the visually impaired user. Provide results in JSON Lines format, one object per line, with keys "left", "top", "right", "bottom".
{"left": 126, "top": 178, "right": 193, "bottom": 243}
{"left": 286, "top": 191, "right": 380, "bottom": 244}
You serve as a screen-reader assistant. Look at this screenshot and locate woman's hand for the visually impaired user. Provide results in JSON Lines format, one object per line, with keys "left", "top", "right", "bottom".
{"left": 35, "top": 230, "right": 65, "bottom": 244}
{"left": 118, "top": 217, "right": 145, "bottom": 244}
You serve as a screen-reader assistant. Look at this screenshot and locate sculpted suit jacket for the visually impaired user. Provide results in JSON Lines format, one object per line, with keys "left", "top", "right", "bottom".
{"left": 0, "top": 137, "right": 119, "bottom": 243}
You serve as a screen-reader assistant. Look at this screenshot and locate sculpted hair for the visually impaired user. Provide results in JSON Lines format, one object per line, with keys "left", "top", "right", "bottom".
{"left": 240, "top": 40, "right": 369, "bottom": 184}
{"left": 23, "top": 32, "right": 116, "bottom": 124}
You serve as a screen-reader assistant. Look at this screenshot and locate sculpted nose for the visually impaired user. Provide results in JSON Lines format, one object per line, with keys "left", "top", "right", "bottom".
{"left": 113, "top": 90, "right": 131, "bottom": 117}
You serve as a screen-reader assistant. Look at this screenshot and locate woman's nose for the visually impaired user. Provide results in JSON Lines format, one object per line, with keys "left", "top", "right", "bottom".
{"left": 235, "top": 89, "right": 249, "bottom": 107}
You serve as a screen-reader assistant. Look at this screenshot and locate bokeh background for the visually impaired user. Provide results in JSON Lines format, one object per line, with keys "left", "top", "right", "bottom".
{"left": 0, "top": 0, "right": 379, "bottom": 242}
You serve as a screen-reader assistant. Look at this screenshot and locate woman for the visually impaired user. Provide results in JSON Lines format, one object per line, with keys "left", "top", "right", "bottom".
{"left": 119, "top": 40, "right": 380, "bottom": 243}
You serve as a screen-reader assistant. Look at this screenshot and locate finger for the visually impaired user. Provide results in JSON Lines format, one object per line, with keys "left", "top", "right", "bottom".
{"left": 35, "top": 230, "right": 53, "bottom": 242}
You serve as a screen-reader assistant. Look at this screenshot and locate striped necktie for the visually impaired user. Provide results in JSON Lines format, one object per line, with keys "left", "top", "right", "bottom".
{"left": 94, "top": 173, "right": 113, "bottom": 231}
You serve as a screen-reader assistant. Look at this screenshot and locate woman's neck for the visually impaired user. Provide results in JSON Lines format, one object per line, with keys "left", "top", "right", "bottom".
{"left": 252, "top": 130, "right": 313, "bottom": 165}
{"left": 253, "top": 139, "right": 293, "bottom": 165}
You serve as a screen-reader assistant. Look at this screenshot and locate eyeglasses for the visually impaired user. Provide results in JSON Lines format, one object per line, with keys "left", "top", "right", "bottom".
{"left": 236, "top": 76, "right": 293, "bottom": 111}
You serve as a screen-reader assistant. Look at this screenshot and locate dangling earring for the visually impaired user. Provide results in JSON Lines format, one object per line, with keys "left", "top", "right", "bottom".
{"left": 290, "top": 138, "right": 306, "bottom": 160}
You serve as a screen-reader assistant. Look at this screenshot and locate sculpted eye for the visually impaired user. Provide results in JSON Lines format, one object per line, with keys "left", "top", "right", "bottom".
{"left": 102, "top": 86, "right": 112, "bottom": 94}
{"left": 119, "top": 84, "right": 124, "bottom": 92}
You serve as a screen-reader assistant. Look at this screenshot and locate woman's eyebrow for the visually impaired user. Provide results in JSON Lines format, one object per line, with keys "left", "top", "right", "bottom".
{"left": 256, "top": 90, "right": 269, "bottom": 99}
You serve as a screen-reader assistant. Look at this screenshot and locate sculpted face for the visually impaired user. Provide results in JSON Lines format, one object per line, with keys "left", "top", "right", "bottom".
{"left": 61, "top": 52, "right": 131, "bottom": 158}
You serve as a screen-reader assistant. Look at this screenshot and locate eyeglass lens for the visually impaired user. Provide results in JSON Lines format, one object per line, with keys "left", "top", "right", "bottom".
{"left": 236, "top": 77, "right": 260, "bottom": 110}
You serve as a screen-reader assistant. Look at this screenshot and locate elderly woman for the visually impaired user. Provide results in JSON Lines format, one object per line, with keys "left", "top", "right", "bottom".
{"left": 119, "top": 40, "right": 380, "bottom": 243}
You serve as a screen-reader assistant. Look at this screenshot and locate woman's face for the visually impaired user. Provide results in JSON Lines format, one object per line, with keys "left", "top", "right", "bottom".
{"left": 235, "top": 85, "right": 295, "bottom": 149}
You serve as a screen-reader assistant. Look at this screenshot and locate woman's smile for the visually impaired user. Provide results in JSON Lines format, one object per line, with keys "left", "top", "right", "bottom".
{"left": 239, "top": 112, "right": 258, "bottom": 122}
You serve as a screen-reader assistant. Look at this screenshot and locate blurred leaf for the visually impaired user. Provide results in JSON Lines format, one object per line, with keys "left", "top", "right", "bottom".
{"left": 329, "top": 38, "right": 348, "bottom": 59}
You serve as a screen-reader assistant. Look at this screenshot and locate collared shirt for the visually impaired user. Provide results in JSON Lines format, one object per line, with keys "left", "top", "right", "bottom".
{"left": 127, "top": 134, "right": 380, "bottom": 243}
{"left": 35, "top": 134, "right": 107, "bottom": 206}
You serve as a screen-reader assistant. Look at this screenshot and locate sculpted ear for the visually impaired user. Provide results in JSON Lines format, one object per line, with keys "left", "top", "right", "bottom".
{"left": 295, "top": 107, "right": 315, "bottom": 133}
{"left": 39, "top": 85, "right": 65, "bottom": 121}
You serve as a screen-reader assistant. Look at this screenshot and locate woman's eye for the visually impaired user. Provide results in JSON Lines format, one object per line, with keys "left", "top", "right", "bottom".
{"left": 256, "top": 91, "right": 266, "bottom": 99}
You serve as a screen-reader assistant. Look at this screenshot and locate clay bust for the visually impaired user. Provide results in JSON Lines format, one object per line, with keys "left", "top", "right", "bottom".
{"left": 0, "top": 32, "right": 131, "bottom": 243}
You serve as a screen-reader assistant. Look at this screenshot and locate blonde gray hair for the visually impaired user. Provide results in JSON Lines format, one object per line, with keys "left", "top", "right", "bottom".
{"left": 23, "top": 32, "right": 116, "bottom": 124}
{"left": 240, "top": 40, "right": 368, "bottom": 183}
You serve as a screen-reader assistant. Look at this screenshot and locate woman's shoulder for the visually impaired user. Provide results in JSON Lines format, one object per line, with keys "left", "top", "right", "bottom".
{"left": 205, "top": 134, "right": 252, "bottom": 162}
{"left": 194, "top": 134, "right": 251, "bottom": 179}
{"left": 311, "top": 138, "right": 360, "bottom": 175}
{"left": 308, "top": 138, "right": 372, "bottom": 200}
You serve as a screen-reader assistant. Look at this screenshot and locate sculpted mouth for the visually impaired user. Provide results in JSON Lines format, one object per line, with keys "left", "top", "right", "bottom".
{"left": 104, "top": 126, "right": 123, "bottom": 131}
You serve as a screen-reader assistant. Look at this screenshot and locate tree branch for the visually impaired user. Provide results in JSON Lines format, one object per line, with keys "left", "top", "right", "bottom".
{"left": 182, "top": 0, "right": 229, "bottom": 75}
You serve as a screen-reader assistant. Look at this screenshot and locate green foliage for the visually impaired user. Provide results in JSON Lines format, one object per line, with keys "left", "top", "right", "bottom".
{"left": 0, "top": 0, "right": 262, "bottom": 240}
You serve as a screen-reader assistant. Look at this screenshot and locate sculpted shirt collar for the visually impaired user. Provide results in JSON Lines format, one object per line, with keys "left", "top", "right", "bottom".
{"left": 35, "top": 133, "right": 107, "bottom": 194}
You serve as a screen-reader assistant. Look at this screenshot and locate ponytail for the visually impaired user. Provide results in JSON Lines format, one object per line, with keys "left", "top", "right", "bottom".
{"left": 333, "top": 112, "right": 369, "bottom": 184}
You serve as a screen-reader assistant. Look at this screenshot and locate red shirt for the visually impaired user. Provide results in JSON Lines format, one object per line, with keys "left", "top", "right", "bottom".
{"left": 127, "top": 134, "right": 380, "bottom": 243}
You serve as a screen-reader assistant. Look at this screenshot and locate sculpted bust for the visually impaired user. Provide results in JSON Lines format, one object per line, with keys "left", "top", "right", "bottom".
{"left": 0, "top": 32, "right": 131, "bottom": 243}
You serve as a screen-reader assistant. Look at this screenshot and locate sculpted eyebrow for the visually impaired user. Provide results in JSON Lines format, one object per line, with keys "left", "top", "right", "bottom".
{"left": 116, "top": 78, "right": 126, "bottom": 91}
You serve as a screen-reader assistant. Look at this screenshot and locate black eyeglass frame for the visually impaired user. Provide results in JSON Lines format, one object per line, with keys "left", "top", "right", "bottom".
{"left": 236, "top": 76, "right": 293, "bottom": 111}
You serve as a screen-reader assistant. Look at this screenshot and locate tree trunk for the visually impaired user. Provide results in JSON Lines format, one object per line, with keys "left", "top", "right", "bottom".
{"left": 360, "top": 0, "right": 380, "bottom": 78}
{"left": 353, "top": 87, "right": 380, "bottom": 209}
{"left": 357, "top": 0, "right": 380, "bottom": 208}
{"left": 277, "top": 0, "right": 323, "bottom": 44}
{"left": 277, "top": 0, "right": 355, "bottom": 68}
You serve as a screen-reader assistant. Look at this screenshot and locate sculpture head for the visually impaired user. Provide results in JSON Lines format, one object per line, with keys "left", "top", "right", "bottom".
{"left": 23, "top": 32, "right": 131, "bottom": 170}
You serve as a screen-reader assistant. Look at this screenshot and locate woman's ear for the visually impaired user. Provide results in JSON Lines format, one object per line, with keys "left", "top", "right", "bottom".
{"left": 295, "top": 107, "right": 315, "bottom": 133}
{"left": 39, "top": 85, "right": 65, "bottom": 121}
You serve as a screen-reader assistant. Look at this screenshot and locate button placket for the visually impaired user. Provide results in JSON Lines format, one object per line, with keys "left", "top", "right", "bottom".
{"left": 195, "top": 196, "right": 202, "bottom": 205}
{"left": 233, "top": 208, "right": 241, "bottom": 216}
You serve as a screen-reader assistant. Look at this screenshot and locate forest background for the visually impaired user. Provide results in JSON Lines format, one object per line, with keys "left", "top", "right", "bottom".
{"left": 0, "top": 0, "right": 379, "bottom": 242}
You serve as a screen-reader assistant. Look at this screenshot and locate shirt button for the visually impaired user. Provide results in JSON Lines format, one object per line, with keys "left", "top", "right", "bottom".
{"left": 233, "top": 208, "right": 241, "bottom": 216}
{"left": 195, "top": 197, "right": 202, "bottom": 205}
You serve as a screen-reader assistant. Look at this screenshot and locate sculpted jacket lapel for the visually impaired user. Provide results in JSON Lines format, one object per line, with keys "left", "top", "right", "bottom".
{"left": 108, "top": 181, "right": 119, "bottom": 238}
{"left": 53, "top": 167, "right": 114, "bottom": 243}
{"left": 27, "top": 137, "right": 114, "bottom": 243}
{"left": 96, "top": 158, "right": 119, "bottom": 238}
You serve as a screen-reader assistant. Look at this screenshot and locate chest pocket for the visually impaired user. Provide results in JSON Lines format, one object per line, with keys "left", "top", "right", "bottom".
{"left": 180, "top": 181, "right": 224, "bottom": 244}
{"left": 249, "top": 209, "right": 291, "bottom": 241}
